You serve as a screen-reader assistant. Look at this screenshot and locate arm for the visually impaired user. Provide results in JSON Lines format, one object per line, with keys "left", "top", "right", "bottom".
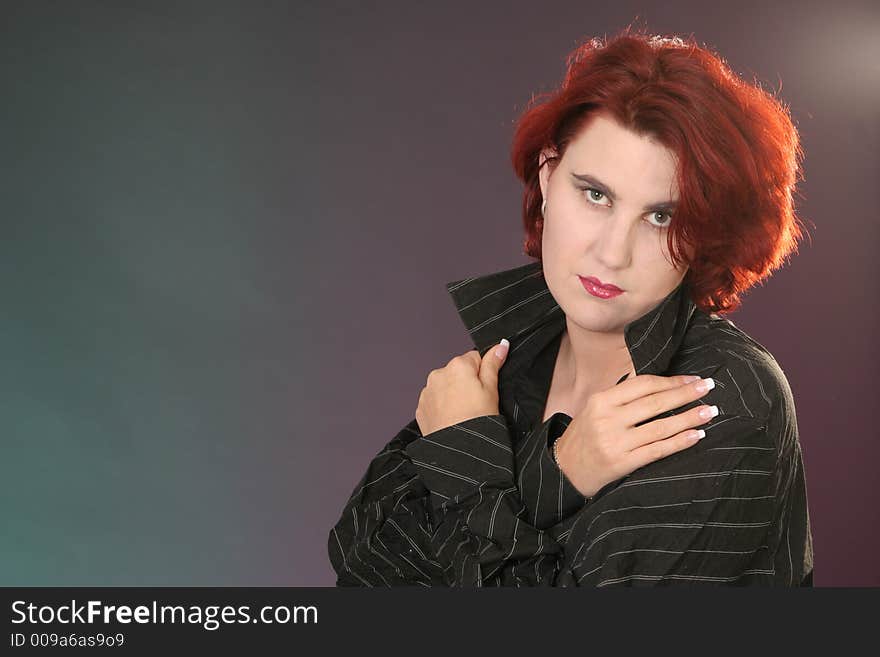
{"left": 328, "top": 412, "right": 589, "bottom": 586}
{"left": 404, "top": 412, "right": 594, "bottom": 586}
{"left": 332, "top": 410, "right": 780, "bottom": 586}
{"left": 561, "top": 415, "right": 779, "bottom": 586}
{"left": 408, "top": 411, "right": 789, "bottom": 586}
{"left": 327, "top": 418, "right": 447, "bottom": 586}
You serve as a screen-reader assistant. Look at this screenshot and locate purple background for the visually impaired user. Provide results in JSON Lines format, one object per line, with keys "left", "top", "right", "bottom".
{"left": 1, "top": 0, "right": 876, "bottom": 585}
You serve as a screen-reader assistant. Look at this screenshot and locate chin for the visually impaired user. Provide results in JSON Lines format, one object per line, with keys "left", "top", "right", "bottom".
{"left": 566, "top": 302, "right": 631, "bottom": 333}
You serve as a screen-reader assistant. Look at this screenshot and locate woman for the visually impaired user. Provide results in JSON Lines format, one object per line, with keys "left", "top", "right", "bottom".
{"left": 328, "top": 28, "right": 814, "bottom": 586}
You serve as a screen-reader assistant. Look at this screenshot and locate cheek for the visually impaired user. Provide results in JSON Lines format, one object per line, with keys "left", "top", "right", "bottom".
{"left": 638, "top": 231, "right": 678, "bottom": 266}
{"left": 544, "top": 221, "right": 588, "bottom": 269}
{"left": 548, "top": 210, "right": 595, "bottom": 246}
{"left": 642, "top": 254, "right": 684, "bottom": 290}
{"left": 541, "top": 220, "right": 581, "bottom": 280}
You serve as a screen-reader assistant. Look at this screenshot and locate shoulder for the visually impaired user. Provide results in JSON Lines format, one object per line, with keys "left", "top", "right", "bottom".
{"left": 675, "top": 310, "right": 796, "bottom": 432}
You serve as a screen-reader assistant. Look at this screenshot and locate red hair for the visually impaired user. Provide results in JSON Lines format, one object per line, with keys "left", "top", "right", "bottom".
{"left": 510, "top": 26, "right": 810, "bottom": 314}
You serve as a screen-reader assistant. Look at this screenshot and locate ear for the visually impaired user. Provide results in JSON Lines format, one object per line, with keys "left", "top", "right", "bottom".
{"left": 537, "top": 147, "right": 558, "bottom": 202}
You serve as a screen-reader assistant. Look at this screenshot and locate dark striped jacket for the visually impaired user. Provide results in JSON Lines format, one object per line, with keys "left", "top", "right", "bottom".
{"left": 328, "top": 260, "right": 814, "bottom": 586}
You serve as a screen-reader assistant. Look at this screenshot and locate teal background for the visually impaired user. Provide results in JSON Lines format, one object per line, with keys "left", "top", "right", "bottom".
{"left": 1, "top": 0, "right": 877, "bottom": 585}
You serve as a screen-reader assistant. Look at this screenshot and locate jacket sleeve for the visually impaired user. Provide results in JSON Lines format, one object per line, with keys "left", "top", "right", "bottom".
{"left": 332, "top": 410, "right": 787, "bottom": 587}
{"left": 327, "top": 413, "right": 588, "bottom": 586}
{"left": 561, "top": 414, "right": 781, "bottom": 586}
{"left": 404, "top": 412, "right": 594, "bottom": 586}
{"left": 327, "top": 418, "right": 447, "bottom": 586}
{"left": 406, "top": 412, "right": 786, "bottom": 587}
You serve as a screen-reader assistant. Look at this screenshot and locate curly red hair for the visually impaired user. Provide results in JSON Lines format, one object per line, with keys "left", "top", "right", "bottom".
{"left": 510, "top": 26, "right": 810, "bottom": 314}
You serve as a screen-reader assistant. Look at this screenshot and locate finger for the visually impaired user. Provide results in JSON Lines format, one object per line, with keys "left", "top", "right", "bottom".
{"left": 603, "top": 373, "right": 700, "bottom": 406}
{"left": 619, "top": 377, "right": 715, "bottom": 428}
{"left": 623, "top": 427, "right": 705, "bottom": 471}
{"left": 446, "top": 351, "right": 479, "bottom": 373}
{"left": 621, "top": 400, "right": 718, "bottom": 451}
{"left": 478, "top": 339, "right": 509, "bottom": 389}
{"left": 465, "top": 350, "right": 482, "bottom": 369}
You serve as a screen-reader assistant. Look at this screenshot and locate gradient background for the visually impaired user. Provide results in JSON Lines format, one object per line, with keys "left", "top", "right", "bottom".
{"left": 1, "top": 0, "right": 877, "bottom": 586}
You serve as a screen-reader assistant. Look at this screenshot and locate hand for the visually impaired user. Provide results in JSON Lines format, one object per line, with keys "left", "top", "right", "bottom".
{"left": 554, "top": 374, "right": 718, "bottom": 498}
{"left": 415, "top": 339, "right": 510, "bottom": 436}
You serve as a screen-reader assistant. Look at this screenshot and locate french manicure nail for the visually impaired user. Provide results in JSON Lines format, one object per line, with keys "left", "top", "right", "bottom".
{"left": 695, "top": 377, "right": 715, "bottom": 393}
{"left": 699, "top": 405, "right": 719, "bottom": 419}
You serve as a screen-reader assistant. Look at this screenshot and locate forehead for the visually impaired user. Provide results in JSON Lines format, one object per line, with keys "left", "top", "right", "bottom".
{"left": 564, "top": 113, "right": 680, "bottom": 196}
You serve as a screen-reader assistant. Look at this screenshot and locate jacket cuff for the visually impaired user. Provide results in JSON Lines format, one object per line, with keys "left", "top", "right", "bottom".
{"left": 404, "top": 414, "right": 515, "bottom": 502}
{"left": 517, "top": 411, "right": 589, "bottom": 528}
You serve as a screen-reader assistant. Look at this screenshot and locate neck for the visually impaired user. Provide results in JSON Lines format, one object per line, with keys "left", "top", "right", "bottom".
{"left": 558, "top": 317, "right": 636, "bottom": 399}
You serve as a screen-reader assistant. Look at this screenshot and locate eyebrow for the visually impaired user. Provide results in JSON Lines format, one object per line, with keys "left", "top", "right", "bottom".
{"left": 570, "top": 172, "right": 679, "bottom": 213}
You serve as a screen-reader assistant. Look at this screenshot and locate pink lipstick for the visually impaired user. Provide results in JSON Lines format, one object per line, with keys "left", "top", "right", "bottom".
{"left": 579, "top": 275, "right": 624, "bottom": 299}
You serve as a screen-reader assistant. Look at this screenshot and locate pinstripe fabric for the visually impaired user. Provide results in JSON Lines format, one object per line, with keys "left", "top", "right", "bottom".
{"left": 328, "top": 260, "right": 814, "bottom": 587}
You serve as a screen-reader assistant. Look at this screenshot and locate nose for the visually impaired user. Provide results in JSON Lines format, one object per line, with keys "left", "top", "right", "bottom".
{"left": 593, "top": 211, "right": 635, "bottom": 271}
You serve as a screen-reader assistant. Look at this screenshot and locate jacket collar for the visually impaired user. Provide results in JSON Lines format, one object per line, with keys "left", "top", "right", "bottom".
{"left": 444, "top": 260, "right": 697, "bottom": 378}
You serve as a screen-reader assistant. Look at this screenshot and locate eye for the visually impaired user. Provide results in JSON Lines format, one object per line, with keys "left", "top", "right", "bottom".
{"left": 580, "top": 186, "right": 673, "bottom": 229}
{"left": 582, "top": 187, "right": 610, "bottom": 206}
{"left": 646, "top": 211, "right": 672, "bottom": 229}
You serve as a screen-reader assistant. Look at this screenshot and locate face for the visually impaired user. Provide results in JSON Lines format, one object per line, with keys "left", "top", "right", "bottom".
{"left": 537, "top": 112, "right": 690, "bottom": 335}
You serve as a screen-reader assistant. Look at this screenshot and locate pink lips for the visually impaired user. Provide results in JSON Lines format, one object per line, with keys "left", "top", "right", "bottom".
{"left": 579, "top": 275, "right": 624, "bottom": 299}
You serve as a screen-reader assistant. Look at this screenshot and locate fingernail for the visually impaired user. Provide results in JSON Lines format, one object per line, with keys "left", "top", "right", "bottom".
{"left": 682, "top": 375, "right": 700, "bottom": 383}
{"left": 494, "top": 338, "right": 509, "bottom": 359}
{"left": 698, "top": 405, "right": 719, "bottom": 420}
{"left": 695, "top": 377, "right": 715, "bottom": 393}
